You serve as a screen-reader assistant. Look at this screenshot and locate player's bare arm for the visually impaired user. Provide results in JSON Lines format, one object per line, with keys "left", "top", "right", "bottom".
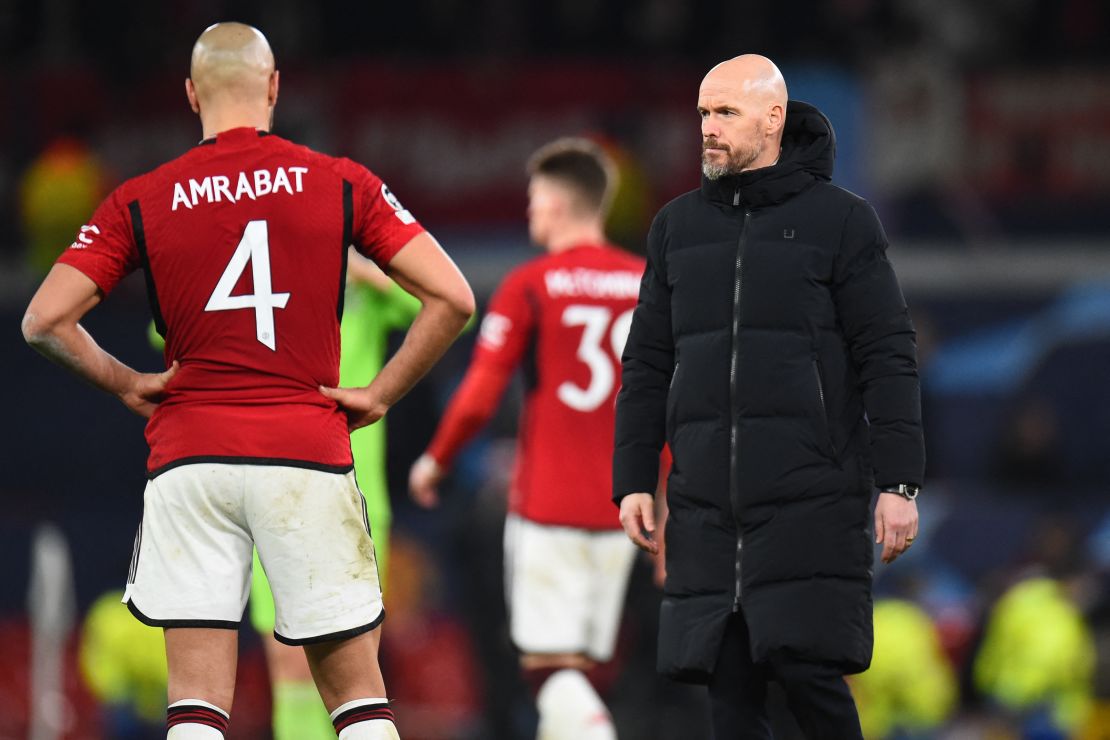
{"left": 22, "top": 263, "right": 178, "bottom": 418}
{"left": 408, "top": 358, "right": 515, "bottom": 508}
{"left": 346, "top": 247, "right": 393, "bottom": 292}
{"left": 320, "top": 232, "right": 475, "bottom": 430}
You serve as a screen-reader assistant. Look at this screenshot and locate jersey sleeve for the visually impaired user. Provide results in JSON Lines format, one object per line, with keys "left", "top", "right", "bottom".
{"left": 426, "top": 268, "right": 537, "bottom": 468}
{"left": 470, "top": 268, "right": 537, "bottom": 375}
{"left": 54, "top": 188, "right": 139, "bottom": 295}
{"left": 348, "top": 163, "right": 426, "bottom": 266}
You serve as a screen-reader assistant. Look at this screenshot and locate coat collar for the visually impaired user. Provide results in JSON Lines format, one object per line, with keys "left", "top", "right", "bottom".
{"left": 700, "top": 100, "right": 835, "bottom": 209}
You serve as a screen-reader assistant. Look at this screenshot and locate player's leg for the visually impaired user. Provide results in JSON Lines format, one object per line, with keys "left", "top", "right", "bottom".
{"left": 249, "top": 466, "right": 395, "bottom": 738}
{"left": 164, "top": 628, "right": 236, "bottom": 738}
{"left": 504, "top": 516, "right": 617, "bottom": 740}
{"left": 526, "top": 656, "right": 614, "bottom": 740}
{"left": 249, "top": 551, "right": 333, "bottom": 739}
{"left": 542, "top": 526, "right": 639, "bottom": 740}
{"left": 706, "top": 611, "right": 772, "bottom": 740}
{"left": 123, "top": 464, "right": 255, "bottom": 738}
{"left": 304, "top": 627, "right": 396, "bottom": 738}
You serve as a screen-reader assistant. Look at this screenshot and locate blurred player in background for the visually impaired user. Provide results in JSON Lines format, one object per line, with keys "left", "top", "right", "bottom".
{"left": 80, "top": 590, "right": 169, "bottom": 735}
{"left": 22, "top": 21, "right": 474, "bottom": 740}
{"left": 409, "top": 137, "right": 645, "bottom": 740}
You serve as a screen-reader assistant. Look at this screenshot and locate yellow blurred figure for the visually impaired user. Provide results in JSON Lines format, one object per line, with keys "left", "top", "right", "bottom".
{"left": 79, "top": 590, "right": 168, "bottom": 724}
{"left": 851, "top": 598, "right": 957, "bottom": 738}
{"left": 598, "top": 138, "right": 651, "bottom": 253}
{"left": 18, "top": 137, "right": 105, "bottom": 275}
{"left": 975, "top": 577, "right": 1094, "bottom": 733}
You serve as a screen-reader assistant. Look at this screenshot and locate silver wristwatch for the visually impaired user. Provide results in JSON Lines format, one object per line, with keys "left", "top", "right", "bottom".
{"left": 882, "top": 484, "right": 920, "bottom": 501}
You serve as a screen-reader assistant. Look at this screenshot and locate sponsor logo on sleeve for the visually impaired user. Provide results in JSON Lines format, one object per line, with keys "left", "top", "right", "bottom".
{"left": 479, "top": 312, "right": 512, "bottom": 349}
{"left": 69, "top": 224, "right": 100, "bottom": 249}
{"left": 381, "top": 183, "right": 416, "bottom": 225}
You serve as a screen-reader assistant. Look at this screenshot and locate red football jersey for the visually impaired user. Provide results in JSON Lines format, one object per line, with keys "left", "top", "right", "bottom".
{"left": 56, "top": 127, "right": 425, "bottom": 474}
{"left": 427, "top": 243, "right": 645, "bottom": 529}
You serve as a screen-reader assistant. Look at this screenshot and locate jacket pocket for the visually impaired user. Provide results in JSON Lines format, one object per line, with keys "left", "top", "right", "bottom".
{"left": 811, "top": 357, "right": 837, "bottom": 459}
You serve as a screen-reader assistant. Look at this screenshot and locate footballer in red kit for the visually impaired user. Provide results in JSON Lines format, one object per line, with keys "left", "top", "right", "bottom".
{"left": 425, "top": 243, "right": 643, "bottom": 528}
{"left": 409, "top": 138, "right": 645, "bottom": 740}
{"left": 22, "top": 23, "right": 474, "bottom": 740}
{"left": 58, "top": 129, "right": 422, "bottom": 475}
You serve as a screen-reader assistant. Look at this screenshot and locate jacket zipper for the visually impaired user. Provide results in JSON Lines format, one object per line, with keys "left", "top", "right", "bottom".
{"left": 812, "top": 358, "right": 826, "bottom": 414}
{"left": 812, "top": 356, "right": 838, "bottom": 459}
{"left": 730, "top": 191, "right": 751, "bottom": 613}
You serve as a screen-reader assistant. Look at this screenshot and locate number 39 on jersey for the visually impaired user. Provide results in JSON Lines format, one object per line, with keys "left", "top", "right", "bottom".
{"left": 558, "top": 304, "right": 634, "bottom": 412}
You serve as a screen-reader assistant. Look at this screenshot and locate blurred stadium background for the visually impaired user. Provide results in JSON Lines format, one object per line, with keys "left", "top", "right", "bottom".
{"left": 2, "top": 1, "right": 1109, "bottom": 738}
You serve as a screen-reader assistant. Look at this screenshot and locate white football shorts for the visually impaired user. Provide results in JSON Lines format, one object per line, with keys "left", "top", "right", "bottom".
{"left": 123, "top": 462, "right": 383, "bottom": 644}
{"left": 503, "top": 513, "right": 637, "bottom": 662}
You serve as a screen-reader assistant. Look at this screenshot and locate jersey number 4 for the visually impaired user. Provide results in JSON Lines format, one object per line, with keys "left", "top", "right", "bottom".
{"left": 558, "top": 305, "right": 634, "bottom": 412}
{"left": 204, "top": 220, "right": 290, "bottom": 351}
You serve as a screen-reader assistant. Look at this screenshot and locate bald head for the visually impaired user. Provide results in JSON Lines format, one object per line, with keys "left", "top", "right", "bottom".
{"left": 701, "top": 54, "right": 788, "bottom": 108}
{"left": 697, "top": 54, "right": 788, "bottom": 178}
{"left": 186, "top": 23, "right": 278, "bottom": 137}
{"left": 189, "top": 22, "right": 275, "bottom": 105}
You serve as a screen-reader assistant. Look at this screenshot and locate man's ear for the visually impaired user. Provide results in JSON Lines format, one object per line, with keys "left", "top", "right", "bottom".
{"left": 767, "top": 102, "right": 784, "bottom": 136}
{"left": 269, "top": 70, "right": 280, "bottom": 107}
{"left": 185, "top": 78, "right": 200, "bottom": 115}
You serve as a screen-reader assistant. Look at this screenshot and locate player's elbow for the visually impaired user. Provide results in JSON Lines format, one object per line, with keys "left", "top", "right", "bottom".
{"left": 454, "top": 284, "right": 477, "bottom": 322}
{"left": 21, "top": 308, "right": 56, "bottom": 350}
{"left": 443, "top": 281, "right": 476, "bottom": 326}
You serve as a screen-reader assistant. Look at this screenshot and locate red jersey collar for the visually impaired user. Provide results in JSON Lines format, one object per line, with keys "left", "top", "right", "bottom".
{"left": 558, "top": 241, "right": 611, "bottom": 253}
{"left": 198, "top": 127, "right": 271, "bottom": 146}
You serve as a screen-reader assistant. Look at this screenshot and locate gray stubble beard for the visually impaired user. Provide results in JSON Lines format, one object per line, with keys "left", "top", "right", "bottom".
{"left": 701, "top": 145, "right": 760, "bottom": 180}
{"left": 701, "top": 159, "right": 733, "bottom": 180}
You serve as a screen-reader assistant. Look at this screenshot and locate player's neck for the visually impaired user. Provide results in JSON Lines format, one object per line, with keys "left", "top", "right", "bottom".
{"left": 199, "top": 107, "right": 272, "bottom": 141}
{"left": 545, "top": 222, "right": 606, "bottom": 254}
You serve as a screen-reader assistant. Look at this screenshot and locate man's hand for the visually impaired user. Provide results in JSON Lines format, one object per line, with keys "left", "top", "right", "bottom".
{"left": 318, "top": 385, "right": 389, "bottom": 432}
{"left": 119, "top": 361, "right": 179, "bottom": 418}
{"left": 874, "top": 492, "right": 919, "bottom": 564}
{"left": 408, "top": 453, "right": 444, "bottom": 509}
{"left": 619, "top": 493, "right": 658, "bottom": 554}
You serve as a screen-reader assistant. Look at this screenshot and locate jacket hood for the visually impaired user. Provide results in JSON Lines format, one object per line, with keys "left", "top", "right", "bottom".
{"left": 701, "top": 100, "right": 836, "bottom": 208}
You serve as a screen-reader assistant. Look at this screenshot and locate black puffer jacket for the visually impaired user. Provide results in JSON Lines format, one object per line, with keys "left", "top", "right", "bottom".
{"left": 614, "top": 101, "right": 924, "bottom": 682}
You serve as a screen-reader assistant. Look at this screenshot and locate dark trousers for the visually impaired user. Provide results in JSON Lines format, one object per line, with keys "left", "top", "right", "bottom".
{"left": 707, "top": 611, "right": 864, "bottom": 740}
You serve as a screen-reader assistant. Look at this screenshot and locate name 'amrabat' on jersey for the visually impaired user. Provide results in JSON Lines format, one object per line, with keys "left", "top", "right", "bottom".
{"left": 56, "top": 127, "right": 425, "bottom": 475}
{"left": 426, "top": 243, "right": 645, "bottom": 530}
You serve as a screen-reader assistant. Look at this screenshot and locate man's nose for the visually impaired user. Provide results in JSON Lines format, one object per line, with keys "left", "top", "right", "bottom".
{"left": 702, "top": 116, "right": 719, "bottom": 138}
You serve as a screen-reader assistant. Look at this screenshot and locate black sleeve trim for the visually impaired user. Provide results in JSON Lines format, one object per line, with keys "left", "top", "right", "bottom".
{"left": 148, "top": 456, "right": 354, "bottom": 480}
{"left": 129, "top": 200, "right": 167, "bottom": 339}
{"left": 127, "top": 599, "right": 240, "bottom": 630}
{"left": 273, "top": 608, "right": 385, "bottom": 646}
{"left": 338, "top": 179, "right": 354, "bottom": 320}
